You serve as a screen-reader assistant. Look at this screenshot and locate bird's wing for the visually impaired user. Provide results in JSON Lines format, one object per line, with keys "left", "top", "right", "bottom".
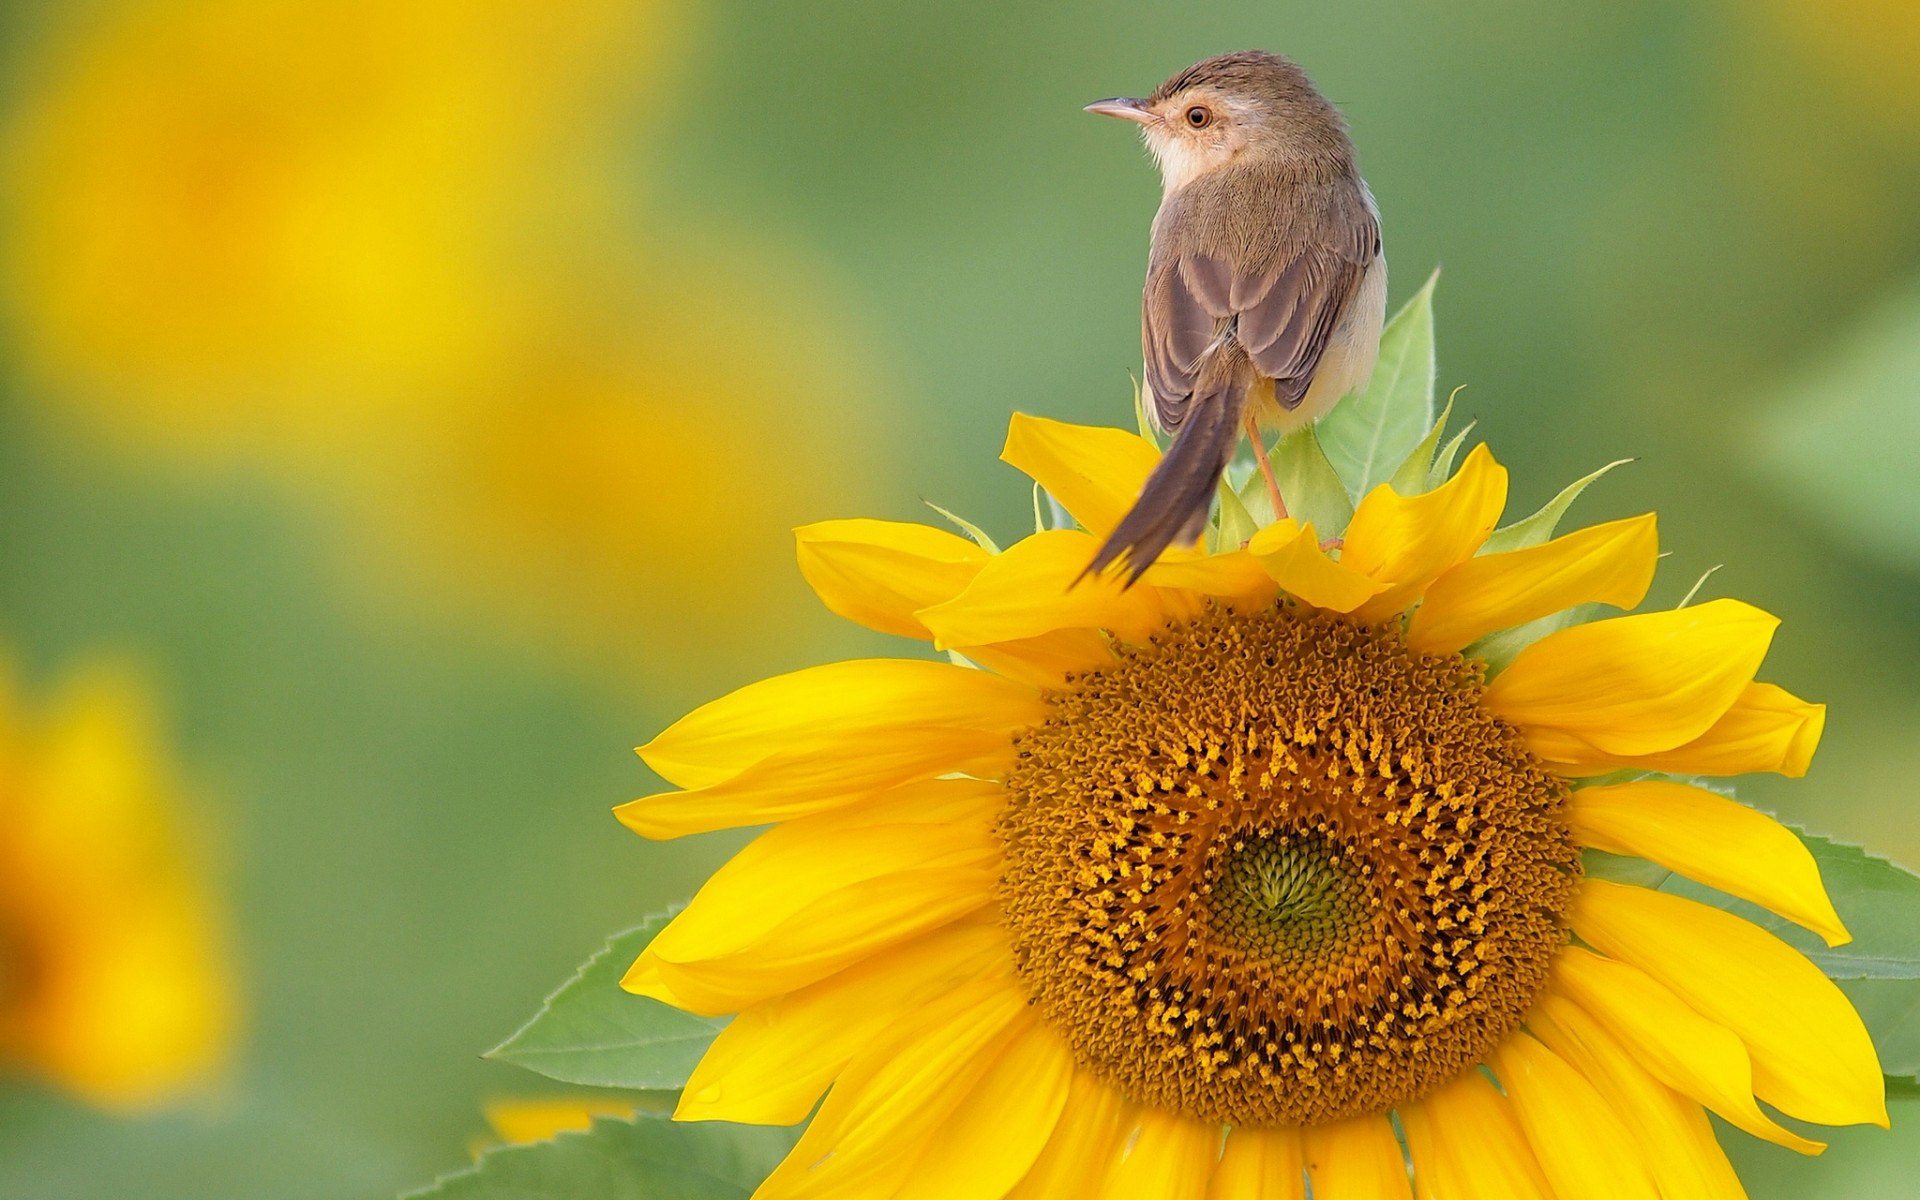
{"left": 1143, "top": 207, "right": 1378, "bottom": 425}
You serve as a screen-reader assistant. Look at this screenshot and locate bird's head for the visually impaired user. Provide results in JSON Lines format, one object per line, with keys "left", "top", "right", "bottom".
{"left": 1087, "top": 51, "right": 1349, "bottom": 193}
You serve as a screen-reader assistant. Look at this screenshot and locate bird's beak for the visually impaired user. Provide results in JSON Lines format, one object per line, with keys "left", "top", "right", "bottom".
{"left": 1084, "top": 97, "right": 1155, "bottom": 125}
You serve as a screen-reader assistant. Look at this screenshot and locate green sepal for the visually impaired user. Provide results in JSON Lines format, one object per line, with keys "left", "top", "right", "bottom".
{"left": 1674, "top": 564, "right": 1722, "bottom": 609}
{"left": 1386, "top": 388, "right": 1462, "bottom": 496}
{"left": 1317, "top": 268, "right": 1439, "bottom": 503}
{"left": 1468, "top": 602, "right": 1601, "bottom": 677}
{"left": 486, "top": 911, "right": 726, "bottom": 1091}
{"left": 1131, "top": 373, "right": 1163, "bottom": 448}
{"left": 923, "top": 500, "right": 999, "bottom": 553}
{"left": 402, "top": 1114, "right": 797, "bottom": 1200}
{"left": 1480, "top": 459, "right": 1632, "bottom": 555}
{"left": 1213, "top": 477, "right": 1258, "bottom": 551}
{"left": 1428, "top": 419, "right": 1477, "bottom": 489}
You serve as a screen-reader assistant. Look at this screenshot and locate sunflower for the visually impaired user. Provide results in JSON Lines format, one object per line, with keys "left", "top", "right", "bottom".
{"left": 617, "top": 413, "right": 1879, "bottom": 1199}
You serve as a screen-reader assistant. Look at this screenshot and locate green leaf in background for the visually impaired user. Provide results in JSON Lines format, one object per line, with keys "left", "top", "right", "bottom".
{"left": 1750, "top": 278, "right": 1920, "bottom": 575}
{"left": 1845, "top": 981, "right": 1920, "bottom": 1081}
{"left": 1657, "top": 832, "right": 1920, "bottom": 981}
{"left": 487, "top": 913, "right": 726, "bottom": 1090}
{"left": 403, "top": 1115, "right": 795, "bottom": 1200}
{"left": 1480, "top": 458, "right": 1633, "bottom": 555}
{"left": 1317, "top": 269, "right": 1439, "bottom": 502}
{"left": 1385, "top": 388, "right": 1459, "bottom": 495}
{"left": 1246, "top": 425, "right": 1354, "bottom": 535}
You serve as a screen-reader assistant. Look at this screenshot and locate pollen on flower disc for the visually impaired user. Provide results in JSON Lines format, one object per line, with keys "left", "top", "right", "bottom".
{"left": 998, "top": 604, "right": 1578, "bottom": 1127}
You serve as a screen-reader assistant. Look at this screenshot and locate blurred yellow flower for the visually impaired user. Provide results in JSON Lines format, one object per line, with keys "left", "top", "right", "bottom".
{"left": 0, "top": 660, "right": 236, "bottom": 1111}
{"left": 1767, "top": 0, "right": 1920, "bottom": 132}
{"left": 0, "top": 0, "right": 893, "bottom": 680}
{"left": 478, "top": 1095, "right": 642, "bottom": 1150}
{"left": 355, "top": 238, "right": 893, "bottom": 674}
{"left": 0, "top": 0, "right": 669, "bottom": 462}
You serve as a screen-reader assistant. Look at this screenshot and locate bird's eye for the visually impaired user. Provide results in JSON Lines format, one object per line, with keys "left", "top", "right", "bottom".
{"left": 1184, "top": 105, "right": 1212, "bottom": 128}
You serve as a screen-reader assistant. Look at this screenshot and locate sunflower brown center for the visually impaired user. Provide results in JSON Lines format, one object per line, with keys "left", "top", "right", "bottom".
{"left": 998, "top": 603, "right": 1578, "bottom": 1127}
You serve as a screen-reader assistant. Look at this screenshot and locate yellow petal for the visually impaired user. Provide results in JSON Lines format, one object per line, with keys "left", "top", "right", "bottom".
{"left": 1247, "top": 519, "right": 1387, "bottom": 612}
{"left": 895, "top": 1013, "right": 1077, "bottom": 1200}
{"left": 627, "top": 789, "right": 1001, "bottom": 1013}
{"left": 1528, "top": 993, "right": 1749, "bottom": 1200}
{"left": 1341, "top": 443, "right": 1509, "bottom": 623}
{"left": 1008, "top": 1072, "right": 1137, "bottom": 1200}
{"left": 1570, "top": 779, "right": 1848, "bottom": 946}
{"left": 1571, "top": 879, "right": 1887, "bottom": 1129}
{"left": 1551, "top": 945, "right": 1824, "bottom": 1153}
{"left": 918, "top": 530, "right": 1191, "bottom": 649}
{"left": 1001, "top": 412, "right": 1162, "bottom": 537}
{"left": 1406, "top": 514, "right": 1658, "bottom": 656}
{"left": 1142, "top": 547, "right": 1281, "bottom": 612}
{"left": 1484, "top": 599, "right": 1777, "bottom": 757}
{"left": 1209, "top": 1124, "right": 1305, "bottom": 1200}
{"left": 639, "top": 658, "right": 1043, "bottom": 791}
{"left": 794, "top": 519, "right": 987, "bottom": 639}
{"left": 1106, "top": 1107, "right": 1219, "bottom": 1200}
{"left": 1553, "top": 682, "right": 1825, "bottom": 779}
{"left": 1303, "top": 1113, "right": 1411, "bottom": 1200}
{"left": 619, "top": 746, "right": 1017, "bottom": 841}
{"left": 676, "top": 917, "right": 1006, "bottom": 1125}
{"left": 756, "top": 977, "right": 1029, "bottom": 1200}
{"left": 1490, "top": 1032, "right": 1660, "bottom": 1200}
{"left": 960, "top": 631, "right": 1118, "bottom": 688}
{"left": 1400, "top": 1071, "right": 1551, "bottom": 1200}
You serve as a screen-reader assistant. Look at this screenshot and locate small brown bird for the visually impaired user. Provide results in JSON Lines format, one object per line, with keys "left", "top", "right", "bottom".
{"left": 1084, "top": 50, "right": 1386, "bottom": 581}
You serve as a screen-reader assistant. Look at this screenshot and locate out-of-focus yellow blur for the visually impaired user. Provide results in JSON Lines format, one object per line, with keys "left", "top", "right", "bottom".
{"left": 0, "top": 660, "right": 234, "bottom": 1112}
{"left": 1, "top": 0, "right": 893, "bottom": 680}
{"left": 0, "top": 1, "right": 1913, "bottom": 1197}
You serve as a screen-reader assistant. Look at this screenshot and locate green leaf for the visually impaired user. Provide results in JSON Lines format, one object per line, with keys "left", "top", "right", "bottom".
{"left": 1254, "top": 425, "right": 1355, "bottom": 537}
{"left": 1386, "top": 388, "right": 1461, "bottom": 495}
{"left": 1884, "top": 1067, "right": 1920, "bottom": 1098}
{"left": 1317, "top": 269, "right": 1439, "bottom": 502}
{"left": 1842, "top": 981, "right": 1920, "bottom": 1081}
{"left": 923, "top": 501, "right": 999, "bottom": 553}
{"left": 1479, "top": 459, "right": 1632, "bottom": 555}
{"left": 403, "top": 1115, "right": 795, "bottom": 1200}
{"left": 487, "top": 913, "right": 727, "bottom": 1090}
{"left": 1749, "top": 278, "right": 1920, "bottom": 574}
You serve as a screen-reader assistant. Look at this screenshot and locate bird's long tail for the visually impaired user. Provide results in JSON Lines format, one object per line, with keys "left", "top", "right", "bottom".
{"left": 1084, "top": 346, "right": 1252, "bottom": 585}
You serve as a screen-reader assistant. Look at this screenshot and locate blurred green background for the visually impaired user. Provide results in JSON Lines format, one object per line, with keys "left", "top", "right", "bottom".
{"left": 0, "top": 1, "right": 1915, "bottom": 1196}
